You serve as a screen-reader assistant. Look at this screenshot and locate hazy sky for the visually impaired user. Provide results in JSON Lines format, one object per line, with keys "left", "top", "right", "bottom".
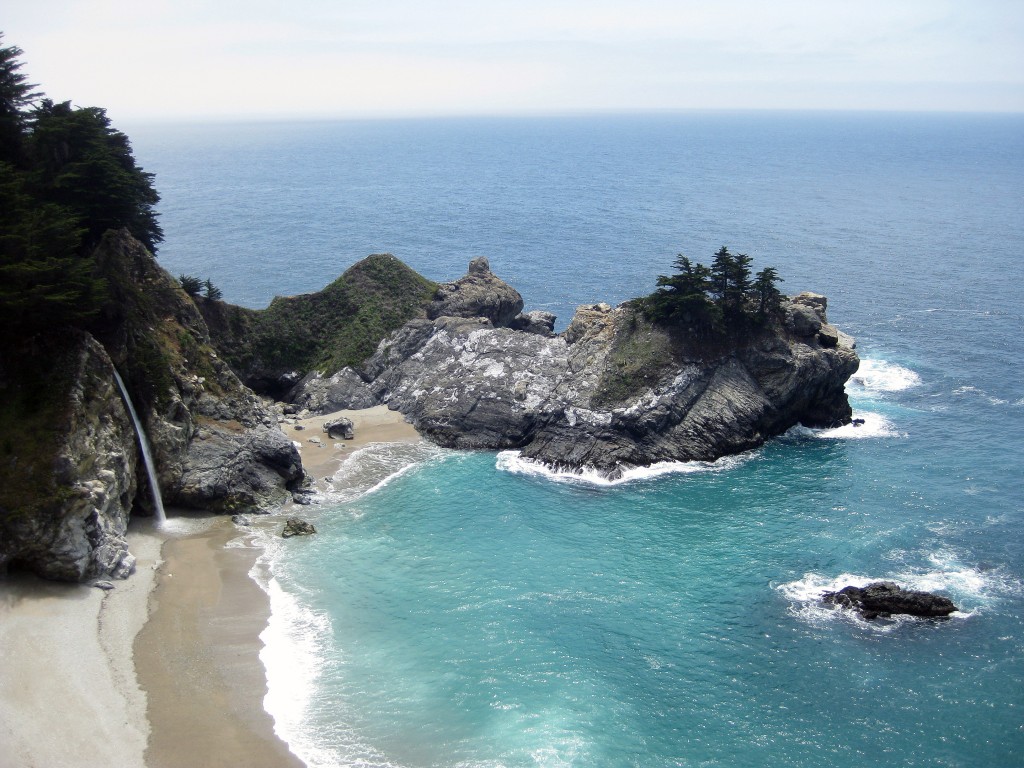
{"left": 4, "top": 0, "right": 1023, "bottom": 120}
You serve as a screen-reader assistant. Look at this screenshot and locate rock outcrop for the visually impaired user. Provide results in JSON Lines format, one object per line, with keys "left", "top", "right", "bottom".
{"left": 323, "top": 416, "right": 355, "bottom": 440}
{"left": 427, "top": 257, "right": 524, "bottom": 327}
{"left": 282, "top": 518, "right": 317, "bottom": 538}
{"left": 822, "top": 581, "right": 959, "bottom": 619}
{"left": 287, "top": 367, "right": 379, "bottom": 412}
{"left": 90, "top": 230, "right": 304, "bottom": 515}
{"left": 1, "top": 230, "right": 305, "bottom": 582}
{"left": 0, "top": 331, "right": 139, "bottom": 582}
{"left": 363, "top": 262, "right": 859, "bottom": 477}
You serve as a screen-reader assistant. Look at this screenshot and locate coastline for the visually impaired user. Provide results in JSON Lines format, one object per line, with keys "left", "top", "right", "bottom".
{"left": 0, "top": 405, "right": 419, "bottom": 768}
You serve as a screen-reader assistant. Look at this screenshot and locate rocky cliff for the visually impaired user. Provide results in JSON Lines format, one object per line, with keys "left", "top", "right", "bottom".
{"left": 0, "top": 230, "right": 304, "bottom": 582}
{"left": 0, "top": 331, "right": 139, "bottom": 581}
{"left": 357, "top": 262, "right": 859, "bottom": 477}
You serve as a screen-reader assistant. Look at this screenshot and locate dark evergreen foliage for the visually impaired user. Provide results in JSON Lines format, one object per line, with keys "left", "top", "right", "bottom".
{"left": 178, "top": 274, "right": 203, "bottom": 297}
{"left": 0, "top": 34, "right": 38, "bottom": 166}
{"left": 202, "top": 278, "right": 223, "bottom": 301}
{"left": 29, "top": 99, "right": 162, "bottom": 251}
{"left": 0, "top": 35, "right": 162, "bottom": 339}
{"left": 639, "top": 247, "right": 785, "bottom": 335}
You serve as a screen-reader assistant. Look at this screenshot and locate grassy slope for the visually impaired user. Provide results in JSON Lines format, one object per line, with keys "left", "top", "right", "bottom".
{"left": 201, "top": 254, "right": 438, "bottom": 382}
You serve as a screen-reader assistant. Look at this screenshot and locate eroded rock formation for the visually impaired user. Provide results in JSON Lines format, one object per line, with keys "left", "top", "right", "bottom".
{"left": 361, "top": 262, "right": 859, "bottom": 477}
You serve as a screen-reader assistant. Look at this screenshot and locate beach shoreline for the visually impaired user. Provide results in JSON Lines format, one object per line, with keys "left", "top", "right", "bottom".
{"left": 0, "top": 405, "right": 419, "bottom": 768}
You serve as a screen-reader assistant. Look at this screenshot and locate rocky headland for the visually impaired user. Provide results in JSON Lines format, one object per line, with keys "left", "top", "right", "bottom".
{"left": 295, "top": 257, "right": 860, "bottom": 478}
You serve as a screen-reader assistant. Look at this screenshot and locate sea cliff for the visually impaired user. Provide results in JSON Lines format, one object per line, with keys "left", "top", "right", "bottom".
{"left": 290, "top": 257, "right": 859, "bottom": 478}
{"left": 0, "top": 230, "right": 303, "bottom": 582}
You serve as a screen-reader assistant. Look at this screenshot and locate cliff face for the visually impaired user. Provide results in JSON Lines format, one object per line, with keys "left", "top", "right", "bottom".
{"left": 0, "top": 230, "right": 304, "bottom": 582}
{"left": 363, "top": 263, "right": 859, "bottom": 477}
{"left": 90, "top": 230, "right": 304, "bottom": 513}
{"left": 0, "top": 332, "right": 138, "bottom": 581}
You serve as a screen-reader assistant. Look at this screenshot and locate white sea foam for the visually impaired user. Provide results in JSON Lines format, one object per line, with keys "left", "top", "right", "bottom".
{"left": 320, "top": 441, "right": 445, "bottom": 505}
{"left": 495, "top": 450, "right": 749, "bottom": 486}
{"left": 776, "top": 555, "right": 1018, "bottom": 631}
{"left": 815, "top": 411, "right": 900, "bottom": 439}
{"left": 251, "top": 535, "right": 351, "bottom": 768}
{"left": 952, "top": 385, "right": 1013, "bottom": 406}
{"left": 848, "top": 358, "right": 921, "bottom": 394}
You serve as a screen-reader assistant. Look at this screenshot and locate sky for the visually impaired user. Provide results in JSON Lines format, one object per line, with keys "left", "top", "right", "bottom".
{"left": 4, "top": 0, "right": 1023, "bottom": 121}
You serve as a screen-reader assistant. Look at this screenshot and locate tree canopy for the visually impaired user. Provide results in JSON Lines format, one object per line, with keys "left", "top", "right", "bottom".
{"left": 0, "top": 34, "right": 162, "bottom": 336}
{"left": 639, "top": 247, "right": 784, "bottom": 336}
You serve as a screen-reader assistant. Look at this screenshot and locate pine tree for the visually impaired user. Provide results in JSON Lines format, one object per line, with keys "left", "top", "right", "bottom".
{"left": 29, "top": 99, "right": 162, "bottom": 251}
{"left": 644, "top": 254, "right": 720, "bottom": 333}
{"left": 203, "top": 278, "right": 223, "bottom": 301}
{"left": 0, "top": 162, "right": 101, "bottom": 332}
{"left": 0, "top": 35, "right": 39, "bottom": 166}
{"left": 751, "top": 266, "right": 784, "bottom": 319}
{"left": 178, "top": 274, "right": 203, "bottom": 297}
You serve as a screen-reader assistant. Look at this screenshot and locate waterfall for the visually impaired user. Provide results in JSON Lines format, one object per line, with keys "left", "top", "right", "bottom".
{"left": 112, "top": 368, "right": 167, "bottom": 525}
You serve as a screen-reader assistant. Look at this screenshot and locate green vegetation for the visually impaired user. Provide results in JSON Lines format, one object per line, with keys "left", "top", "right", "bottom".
{"left": 199, "top": 253, "right": 438, "bottom": 388}
{"left": 592, "top": 311, "right": 677, "bottom": 407}
{"left": 178, "top": 274, "right": 203, "bottom": 298}
{"left": 638, "top": 246, "right": 784, "bottom": 336}
{"left": 0, "top": 34, "right": 161, "bottom": 338}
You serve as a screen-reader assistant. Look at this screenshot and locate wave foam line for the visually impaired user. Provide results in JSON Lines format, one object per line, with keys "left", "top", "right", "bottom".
{"left": 848, "top": 358, "right": 921, "bottom": 394}
{"left": 495, "top": 450, "right": 749, "bottom": 486}
{"left": 787, "top": 411, "right": 900, "bottom": 440}
{"left": 321, "top": 441, "right": 445, "bottom": 505}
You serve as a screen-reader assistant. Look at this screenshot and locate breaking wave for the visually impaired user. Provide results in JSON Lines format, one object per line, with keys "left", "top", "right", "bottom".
{"left": 495, "top": 450, "right": 750, "bottom": 486}
{"left": 848, "top": 358, "right": 921, "bottom": 394}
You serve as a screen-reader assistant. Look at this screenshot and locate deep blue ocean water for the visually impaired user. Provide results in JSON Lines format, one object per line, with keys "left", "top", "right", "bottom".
{"left": 130, "top": 112, "right": 1024, "bottom": 767}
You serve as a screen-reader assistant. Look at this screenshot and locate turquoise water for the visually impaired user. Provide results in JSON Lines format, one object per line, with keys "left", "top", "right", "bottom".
{"left": 129, "top": 113, "right": 1024, "bottom": 766}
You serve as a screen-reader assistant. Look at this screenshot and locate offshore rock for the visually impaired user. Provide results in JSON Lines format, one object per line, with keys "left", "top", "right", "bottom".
{"left": 287, "top": 367, "right": 379, "bottom": 414}
{"left": 282, "top": 518, "right": 316, "bottom": 538}
{"left": 367, "top": 296, "right": 859, "bottom": 477}
{"left": 821, "top": 581, "right": 959, "bottom": 620}
{"left": 0, "top": 331, "right": 137, "bottom": 581}
{"left": 427, "top": 257, "right": 524, "bottom": 328}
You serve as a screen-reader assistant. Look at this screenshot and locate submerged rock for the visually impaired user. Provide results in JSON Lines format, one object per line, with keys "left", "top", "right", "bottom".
{"left": 821, "top": 581, "right": 959, "bottom": 619}
{"left": 282, "top": 518, "right": 316, "bottom": 538}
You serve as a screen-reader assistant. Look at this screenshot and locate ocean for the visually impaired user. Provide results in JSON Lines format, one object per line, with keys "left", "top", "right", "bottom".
{"left": 129, "top": 112, "right": 1024, "bottom": 767}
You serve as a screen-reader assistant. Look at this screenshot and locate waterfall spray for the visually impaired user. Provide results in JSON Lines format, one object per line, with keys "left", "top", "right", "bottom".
{"left": 112, "top": 368, "right": 167, "bottom": 525}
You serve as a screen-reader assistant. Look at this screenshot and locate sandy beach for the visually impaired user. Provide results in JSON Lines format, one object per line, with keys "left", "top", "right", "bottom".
{"left": 0, "top": 405, "right": 419, "bottom": 768}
